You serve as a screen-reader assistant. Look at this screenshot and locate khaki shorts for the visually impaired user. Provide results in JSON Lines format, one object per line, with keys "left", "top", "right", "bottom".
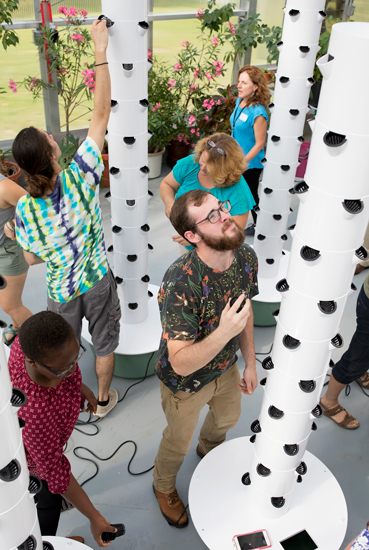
{"left": 0, "top": 238, "right": 29, "bottom": 276}
{"left": 47, "top": 269, "right": 121, "bottom": 357}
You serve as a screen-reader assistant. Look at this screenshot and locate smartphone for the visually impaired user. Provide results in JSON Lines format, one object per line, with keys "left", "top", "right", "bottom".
{"left": 230, "top": 293, "right": 249, "bottom": 313}
{"left": 280, "top": 530, "right": 317, "bottom": 550}
{"left": 233, "top": 530, "right": 271, "bottom": 550}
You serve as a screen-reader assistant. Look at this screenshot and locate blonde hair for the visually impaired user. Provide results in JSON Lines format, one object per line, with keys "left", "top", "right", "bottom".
{"left": 193, "top": 133, "right": 247, "bottom": 187}
{"left": 238, "top": 65, "right": 270, "bottom": 109}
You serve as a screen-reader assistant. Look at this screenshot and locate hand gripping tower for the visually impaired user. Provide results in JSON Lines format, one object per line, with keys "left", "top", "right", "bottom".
{"left": 252, "top": 0, "right": 326, "bottom": 322}
{"left": 189, "top": 20, "right": 369, "bottom": 550}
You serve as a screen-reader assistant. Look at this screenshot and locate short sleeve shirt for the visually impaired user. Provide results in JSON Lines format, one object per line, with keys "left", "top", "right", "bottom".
{"left": 173, "top": 155, "right": 255, "bottom": 217}
{"left": 15, "top": 137, "right": 108, "bottom": 303}
{"left": 155, "top": 244, "right": 258, "bottom": 394}
{"left": 230, "top": 100, "right": 268, "bottom": 170}
{"left": 8, "top": 336, "right": 82, "bottom": 494}
{"left": 351, "top": 529, "right": 369, "bottom": 549}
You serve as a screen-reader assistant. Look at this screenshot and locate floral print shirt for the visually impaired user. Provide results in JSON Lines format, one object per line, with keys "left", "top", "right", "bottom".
{"left": 155, "top": 244, "right": 258, "bottom": 394}
{"left": 351, "top": 530, "right": 369, "bottom": 550}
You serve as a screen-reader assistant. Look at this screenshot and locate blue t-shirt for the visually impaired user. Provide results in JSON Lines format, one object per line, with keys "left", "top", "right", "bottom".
{"left": 173, "top": 154, "right": 255, "bottom": 249}
{"left": 230, "top": 99, "right": 268, "bottom": 170}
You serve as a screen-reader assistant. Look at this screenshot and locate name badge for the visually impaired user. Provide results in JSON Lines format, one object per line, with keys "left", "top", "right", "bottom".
{"left": 240, "top": 113, "right": 248, "bottom": 122}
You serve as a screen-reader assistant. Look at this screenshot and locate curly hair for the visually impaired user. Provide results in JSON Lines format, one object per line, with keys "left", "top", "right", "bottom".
{"left": 19, "top": 311, "right": 77, "bottom": 364}
{"left": 12, "top": 127, "right": 55, "bottom": 199}
{"left": 237, "top": 65, "right": 270, "bottom": 109}
{"left": 193, "top": 133, "right": 247, "bottom": 187}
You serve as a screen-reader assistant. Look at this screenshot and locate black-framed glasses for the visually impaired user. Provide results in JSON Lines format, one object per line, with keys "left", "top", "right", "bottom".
{"left": 207, "top": 139, "right": 226, "bottom": 156}
{"left": 38, "top": 344, "right": 86, "bottom": 378}
{"left": 190, "top": 200, "right": 231, "bottom": 229}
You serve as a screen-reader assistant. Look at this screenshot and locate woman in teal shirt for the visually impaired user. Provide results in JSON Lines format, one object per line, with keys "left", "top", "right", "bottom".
{"left": 230, "top": 65, "right": 270, "bottom": 236}
{"left": 160, "top": 133, "right": 255, "bottom": 249}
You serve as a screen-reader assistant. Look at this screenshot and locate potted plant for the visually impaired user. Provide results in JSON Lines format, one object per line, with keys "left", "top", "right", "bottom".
{"left": 0, "top": 149, "right": 21, "bottom": 183}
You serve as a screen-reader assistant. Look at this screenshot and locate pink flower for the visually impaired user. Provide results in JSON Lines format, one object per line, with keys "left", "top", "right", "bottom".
{"left": 152, "top": 103, "right": 162, "bottom": 111}
{"left": 181, "top": 40, "right": 190, "bottom": 49}
{"left": 217, "top": 99, "right": 222, "bottom": 105}
{"left": 193, "top": 67, "right": 201, "bottom": 79}
{"left": 227, "top": 22, "right": 236, "bottom": 35}
{"left": 79, "top": 9, "right": 87, "bottom": 17}
{"left": 58, "top": 6, "right": 69, "bottom": 15}
{"left": 82, "top": 68, "right": 95, "bottom": 93}
{"left": 211, "top": 37, "right": 219, "bottom": 46}
{"left": 190, "top": 128, "right": 195, "bottom": 134}
{"left": 204, "top": 115, "right": 209, "bottom": 120}
{"left": 29, "top": 77, "right": 39, "bottom": 91}
{"left": 71, "top": 33, "right": 84, "bottom": 43}
{"left": 148, "top": 49, "right": 152, "bottom": 59}
{"left": 190, "top": 84, "right": 199, "bottom": 90}
{"left": 167, "top": 78, "right": 176, "bottom": 90}
{"left": 196, "top": 8, "right": 205, "bottom": 19}
{"left": 8, "top": 79, "right": 17, "bottom": 93}
{"left": 188, "top": 115, "right": 196, "bottom": 126}
{"left": 174, "top": 63, "right": 184, "bottom": 71}
{"left": 205, "top": 71, "right": 212, "bottom": 82}
{"left": 69, "top": 7, "right": 77, "bottom": 16}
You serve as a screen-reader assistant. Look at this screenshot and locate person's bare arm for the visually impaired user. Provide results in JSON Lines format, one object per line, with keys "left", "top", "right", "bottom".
{"left": 87, "top": 19, "right": 110, "bottom": 152}
{"left": 244, "top": 115, "right": 267, "bottom": 166}
{"left": 63, "top": 473, "right": 116, "bottom": 547}
{"left": 0, "top": 178, "right": 27, "bottom": 209}
{"left": 23, "top": 251, "right": 44, "bottom": 265}
{"left": 238, "top": 306, "right": 257, "bottom": 395}
{"left": 168, "top": 294, "right": 250, "bottom": 376}
{"left": 159, "top": 171, "right": 180, "bottom": 219}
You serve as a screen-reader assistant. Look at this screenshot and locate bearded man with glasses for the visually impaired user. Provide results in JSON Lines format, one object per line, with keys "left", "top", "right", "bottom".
{"left": 152, "top": 189, "right": 258, "bottom": 528}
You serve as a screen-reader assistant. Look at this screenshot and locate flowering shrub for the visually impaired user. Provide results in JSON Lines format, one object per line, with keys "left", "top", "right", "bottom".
{"left": 10, "top": 6, "right": 95, "bottom": 135}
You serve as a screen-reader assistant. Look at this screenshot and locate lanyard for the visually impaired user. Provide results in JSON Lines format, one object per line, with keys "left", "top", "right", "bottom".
{"left": 231, "top": 102, "right": 246, "bottom": 134}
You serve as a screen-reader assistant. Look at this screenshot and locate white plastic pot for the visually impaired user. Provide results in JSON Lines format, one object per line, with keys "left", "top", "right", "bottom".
{"left": 255, "top": 208, "right": 291, "bottom": 235}
{"left": 111, "top": 193, "right": 148, "bottom": 227}
{"left": 113, "top": 248, "right": 148, "bottom": 279}
{"left": 109, "top": 60, "right": 148, "bottom": 101}
{"left": 0, "top": 489, "right": 37, "bottom": 550}
{"left": 109, "top": 166, "right": 149, "bottom": 199}
{"left": 281, "top": 6, "right": 326, "bottom": 45}
{"left": 107, "top": 21, "right": 148, "bottom": 63}
{"left": 0, "top": 441, "right": 29, "bottom": 514}
{"left": 254, "top": 430, "right": 310, "bottom": 471}
{"left": 273, "top": 74, "right": 314, "bottom": 109}
{"left": 261, "top": 159, "right": 298, "bottom": 191}
{"left": 259, "top": 185, "right": 294, "bottom": 214}
{"left": 109, "top": 131, "right": 149, "bottom": 169}
{"left": 266, "top": 135, "right": 302, "bottom": 164}
{"left": 249, "top": 450, "right": 299, "bottom": 496}
{"left": 101, "top": 1, "right": 147, "bottom": 21}
{"left": 112, "top": 224, "right": 149, "bottom": 255}
{"left": 148, "top": 149, "right": 165, "bottom": 179}
{"left": 269, "top": 105, "right": 309, "bottom": 137}
{"left": 254, "top": 234, "right": 286, "bottom": 258}
{"left": 277, "top": 43, "right": 320, "bottom": 78}
{"left": 109, "top": 98, "right": 148, "bottom": 135}
{"left": 0, "top": 401, "right": 21, "bottom": 469}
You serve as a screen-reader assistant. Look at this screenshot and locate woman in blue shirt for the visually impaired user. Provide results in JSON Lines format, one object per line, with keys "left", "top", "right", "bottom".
{"left": 230, "top": 65, "right": 270, "bottom": 236}
{"left": 160, "top": 133, "right": 255, "bottom": 249}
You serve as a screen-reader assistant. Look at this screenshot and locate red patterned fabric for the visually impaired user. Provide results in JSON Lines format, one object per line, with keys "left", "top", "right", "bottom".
{"left": 8, "top": 336, "right": 82, "bottom": 494}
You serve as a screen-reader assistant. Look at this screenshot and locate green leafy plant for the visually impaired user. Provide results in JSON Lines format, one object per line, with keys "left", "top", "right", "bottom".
{"left": 0, "top": 148, "right": 14, "bottom": 177}
{"left": 0, "top": 0, "right": 19, "bottom": 50}
{"left": 59, "top": 133, "right": 82, "bottom": 169}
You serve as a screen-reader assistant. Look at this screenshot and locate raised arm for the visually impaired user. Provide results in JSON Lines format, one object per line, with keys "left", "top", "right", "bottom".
{"left": 87, "top": 19, "right": 110, "bottom": 152}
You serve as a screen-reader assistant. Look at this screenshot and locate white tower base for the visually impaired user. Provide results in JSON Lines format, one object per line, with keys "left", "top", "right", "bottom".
{"left": 189, "top": 437, "right": 347, "bottom": 550}
{"left": 43, "top": 536, "right": 92, "bottom": 549}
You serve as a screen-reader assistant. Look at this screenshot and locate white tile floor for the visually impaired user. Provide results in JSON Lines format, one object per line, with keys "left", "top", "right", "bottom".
{"left": 3, "top": 162, "right": 369, "bottom": 550}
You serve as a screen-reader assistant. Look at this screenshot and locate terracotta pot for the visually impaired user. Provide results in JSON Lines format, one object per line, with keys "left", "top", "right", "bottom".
{"left": 2, "top": 161, "right": 21, "bottom": 184}
{"left": 101, "top": 153, "right": 110, "bottom": 188}
{"left": 167, "top": 140, "right": 192, "bottom": 167}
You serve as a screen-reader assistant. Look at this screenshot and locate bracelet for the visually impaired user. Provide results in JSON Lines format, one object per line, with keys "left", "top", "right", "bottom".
{"left": 7, "top": 220, "right": 15, "bottom": 230}
{"left": 95, "top": 62, "right": 108, "bottom": 67}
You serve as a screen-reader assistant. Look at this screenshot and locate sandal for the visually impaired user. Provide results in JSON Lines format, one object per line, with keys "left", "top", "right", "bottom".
{"left": 319, "top": 399, "right": 359, "bottom": 430}
{"left": 2, "top": 324, "right": 19, "bottom": 347}
{"left": 357, "top": 372, "right": 369, "bottom": 389}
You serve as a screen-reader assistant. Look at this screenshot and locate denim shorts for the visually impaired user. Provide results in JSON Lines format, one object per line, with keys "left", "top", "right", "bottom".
{"left": 47, "top": 269, "right": 121, "bottom": 357}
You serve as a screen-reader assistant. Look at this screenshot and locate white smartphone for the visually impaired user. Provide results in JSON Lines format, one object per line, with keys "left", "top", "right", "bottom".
{"left": 233, "top": 530, "right": 271, "bottom": 550}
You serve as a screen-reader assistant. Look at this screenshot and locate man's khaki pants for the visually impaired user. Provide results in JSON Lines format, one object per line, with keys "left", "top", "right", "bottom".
{"left": 153, "top": 362, "right": 242, "bottom": 493}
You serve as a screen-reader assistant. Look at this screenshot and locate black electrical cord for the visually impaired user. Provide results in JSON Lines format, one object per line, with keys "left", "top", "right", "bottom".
{"left": 255, "top": 343, "right": 273, "bottom": 364}
{"left": 71, "top": 351, "right": 156, "bottom": 487}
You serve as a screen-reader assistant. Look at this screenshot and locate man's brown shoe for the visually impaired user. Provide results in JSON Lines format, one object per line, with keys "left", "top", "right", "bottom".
{"left": 67, "top": 537, "right": 84, "bottom": 543}
{"left": 153, "top": 485, "right": 188, "bottom": 528}
{"left": 196, "top": 444, "right": 205, "bottom": 459}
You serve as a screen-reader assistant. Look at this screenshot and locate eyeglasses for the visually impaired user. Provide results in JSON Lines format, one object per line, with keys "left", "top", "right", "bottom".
{"left": 38, "top": 344, "right": 86, "bottom": 378}
{"left": 190, "top": 200, "right": 231, "bottom": 229}
{"left": 207, "top": 140, "right": 226, "bottom": 156}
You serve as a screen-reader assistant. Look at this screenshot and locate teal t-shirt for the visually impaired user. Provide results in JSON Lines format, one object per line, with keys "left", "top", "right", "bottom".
{"left": 173, "top": 154, "right": 255, "bottom": 215}
{"left": 230, "top": 100, "right": 268, "bottom": 170}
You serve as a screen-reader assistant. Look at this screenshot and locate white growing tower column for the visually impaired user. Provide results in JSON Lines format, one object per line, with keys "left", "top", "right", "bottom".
{"left": 253, "top": 1, "right": 325, "bottom": 303}
{"left": 188, "top": 20, "right": 369, "bottom": 550}
{"left": 102, "top": 1, "right": 152, "bottom": 325}
{"left": 0, "top": 334, "right": 43, "bottom": 550}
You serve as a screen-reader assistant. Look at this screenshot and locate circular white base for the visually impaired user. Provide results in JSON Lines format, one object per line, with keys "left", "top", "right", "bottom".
{"left": 253, "top": 251, "right": 290, "bottom": 303}
{"left": 43, "top": 536, "right": 92, "bottom": 549}
{"left": 189, "top": 437, "right": 347, "bottom": 550}
{"left": 82, "top": 284, "right": 161, "bottom": 355}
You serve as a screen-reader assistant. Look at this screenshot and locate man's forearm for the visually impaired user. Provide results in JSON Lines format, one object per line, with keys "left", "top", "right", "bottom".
{"left": 239, "top": 308, "right": 256, "bottom": 369}
{"left": 170, "top": 328, "right": 230, "bottom": 377}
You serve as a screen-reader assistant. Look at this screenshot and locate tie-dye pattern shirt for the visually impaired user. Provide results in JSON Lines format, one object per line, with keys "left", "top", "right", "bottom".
{"left": 15, "top": 137, "right": 108, "bottom": 303}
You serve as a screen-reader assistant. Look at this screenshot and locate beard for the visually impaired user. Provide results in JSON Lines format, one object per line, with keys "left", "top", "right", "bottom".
{"left": 196, "top": 219, "right": 245, "bottom": 251}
